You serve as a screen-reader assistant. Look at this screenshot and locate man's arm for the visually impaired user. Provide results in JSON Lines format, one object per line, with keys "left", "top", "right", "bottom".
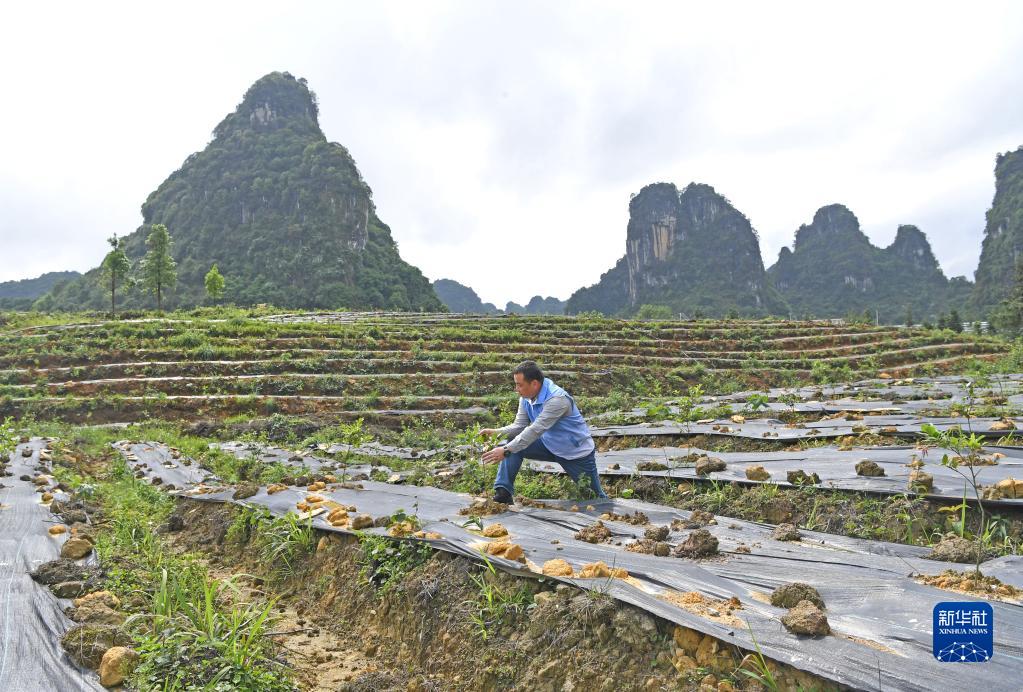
{"left": 484, "top": 399, "right": 529, "bottom": 440}
{"left": 504, "top": 396, "right": 571, "bottom": 453}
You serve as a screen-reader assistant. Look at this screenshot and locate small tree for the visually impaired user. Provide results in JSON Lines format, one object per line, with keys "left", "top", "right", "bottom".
{"left": 904, "top": 306, "right": 913, "bottom": 328}
{"left": 920, "top": 423, "right": 987, "bottom": 577}
{"left": 204, "top": 263, "right": 225, "bottom": 303}
{"left": 948, "top": 309, "right": 963, "bottom": 333}
{"left": 140, "top": 224, "right": 177, "bottom": 312}
{"left": 99, "top": 234, "right": 131, "bottom": 316}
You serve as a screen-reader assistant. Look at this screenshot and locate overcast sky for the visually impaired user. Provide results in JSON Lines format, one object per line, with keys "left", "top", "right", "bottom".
{"left": 3, "top": 1, "right": 1023, "bottom": 307}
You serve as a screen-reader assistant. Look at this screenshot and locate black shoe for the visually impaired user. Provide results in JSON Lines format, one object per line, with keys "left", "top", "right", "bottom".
{"left": 492, "top": 487, "right": 514, "bottom": 505}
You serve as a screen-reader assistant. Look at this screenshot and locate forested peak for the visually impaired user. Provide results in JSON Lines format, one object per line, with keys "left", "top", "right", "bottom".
{"left": 212, "top": 71, "right": 320, "bottom": 140}
{"left": 887, "top": 225, "right": 942, "bottom": 273}
{"left": 679, "top": 182, "right": 743, "bottom": 229}
{"left": 793, "top": 204, "right": 867, "bottom": 250}
{"left": 996, "top": 145, "right": 1023, "bottom": 177}
{"left": 629, "top": 182, "right": 680, "bottom": 213}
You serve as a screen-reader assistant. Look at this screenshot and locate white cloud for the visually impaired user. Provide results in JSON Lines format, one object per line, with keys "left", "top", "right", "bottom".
{"left": 2, "top": 1, "right": 1022, "bottom": 308}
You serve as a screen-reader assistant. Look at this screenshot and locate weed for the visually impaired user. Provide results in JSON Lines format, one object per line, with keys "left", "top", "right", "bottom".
{"left": 465, "top": 560, "right": 533, "bottom": 640}
{"left": 358, "top": 534, "right": 433, "bottom": 594}
{"left": 257, "top": 513, "right": 317, "bottom": 582}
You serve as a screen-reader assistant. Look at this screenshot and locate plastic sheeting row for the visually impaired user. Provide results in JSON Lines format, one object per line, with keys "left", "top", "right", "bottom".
{"left": 1, "top": 441, "right": 103, "bottom": 690}
{"left": 525, "top": 444, "right": 1023, "bottom": 505}
{"left": 117, "top": 440, "right": 1023, "bottom": 692}
{"left": 590, "top": 414, "right": 1023, "bottom": 441}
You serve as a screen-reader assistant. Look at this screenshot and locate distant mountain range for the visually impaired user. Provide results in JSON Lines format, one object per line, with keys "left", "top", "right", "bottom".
{"left": 6, "top": 70, "right": 1020, "bottom": 323}
{"left": 431, "top": 279, "right": 565, "bottom": 315}
{"left": 0, "top": 271, "right": 80, "bottom": 310}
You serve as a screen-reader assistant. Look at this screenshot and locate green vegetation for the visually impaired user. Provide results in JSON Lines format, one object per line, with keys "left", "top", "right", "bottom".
{"left": 139, "top": 224, "right": 178, "bottom": 312}
{"left": 466, "top": 560, "right": 533, "bottom": 641}
{"left": 358, "top": 533, "right": 434, "bottom": 594}
{"left": 769, "top": 210, "right": 969, "bottom": 323}
{"left": 39, "top": 72, "right": 442, "bottom": 312}
{"left": 81, "top": 453, "right": 293, "bottom": 691}
{"left": 0, "top": 271, "right": 80, "bottom": 310}
{"left": 567, "top": 183, "right": 786, "bottom": 317}
{"left": 204, "top": 264, "right": 225, "bottom": 303}
{"left": 974, "top": 145, "right": 1023, "bottom": 313}
{"left": 99, "top": 235, "right": 132, "bottom": 316}
{"left": 921, "top": 423, "right": 989, "bottom": 576}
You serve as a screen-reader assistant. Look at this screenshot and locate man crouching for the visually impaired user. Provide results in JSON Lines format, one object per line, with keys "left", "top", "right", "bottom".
{"left": 480, "top": 360, "right": 606, "bottom": 504}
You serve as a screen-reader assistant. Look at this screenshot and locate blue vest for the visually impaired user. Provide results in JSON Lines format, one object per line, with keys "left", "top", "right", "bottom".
{"left": 524, "top": 378, "right": 594, "bottom": 460}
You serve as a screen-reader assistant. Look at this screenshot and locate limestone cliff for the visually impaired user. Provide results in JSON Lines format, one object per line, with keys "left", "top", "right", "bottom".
{"left": 973, "top": 146, "right": 1023, "bottom": 312}
{"left": 566, "top": 183, "right": 786, "bottom": 316}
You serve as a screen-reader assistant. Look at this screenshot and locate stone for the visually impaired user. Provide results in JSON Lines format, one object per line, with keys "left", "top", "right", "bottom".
{"left": 745, "top": 465, "right": 770, "bottom": 481}
{"left": 232, "top": 483, "right": 259, "bottom": 500}
{"left": 695, "top": 635, "right": 719, "bottom": 666}
{"left": 770, "top": 582, "right": 824, "bottom": 609}
{"left": 31, "top": 558, "right": 97, "bottom": 585}
{"left": 908, "top": 470, "right": 934, "bottom": 492}
{"left": 695, "top": 456, "right": 727, "bottom": 475}
{"left": 49, "top": 525, "right": 67, "bottom": 536}
{"left": 855, "top": 460, "right": 885, "bottom": 477}
{"left": 763, "top": 499, "right": 795, "bottom": 524}
{"left": 52, "top": 581, "right": 89, "bottom": 598}
{"left": 99, "top": 646, "right": 139, "bottom": 687}
{"left": 578, "top": 561, "right": 611, "bottom": 579}
{"left": 61, "top": 537, "right": 94, "bottom": 560}
{"left": 928, "top": 535, "right": 979, "bottom": 563}
{"left": 990, "top": 418, "right": 1016, "bottom": 431}
{"left": 673, "top": 625, "right": 703, "bottom": 654}
{"left": 70, "top": 603, "right": 126, "bottom": 626}
{"left": 771, "top": 523, "right": 801, "bottom": 541}
{"left": 995, "top": 477, "right": 1023, "bottom": 499}
{"left": 533, "top": 591, "right": 556, "bottom": 607}
{"left": 482, "top": 523, "right": 508, "bottom": 538}
{"left": 61, "top": 624, "right": 130, "bottom": 669}
{"left": 60, "top": 509, "right": 88, "bottom": 524}
{"left": 781, "top": 600, "right": 830, "bottom": 636}
{"left": 786, "top": 470, "right": 820, "bottom": 486}
{"left": 350, "top": 514, "right": 374, "bottom": 530}
{"left": 486, "top": 541, "right": 525, "bottom": 561}
{"left": 542, "top": 559, "right": 574, "bottom": 577}
{"left": 74, "top": 591, "right": 121, "bottom": 610}
{"left": 574, "top": 521, "right": 612, "bottom": 543}
{"left": 644, "top": 525, "right": 669, "bottom": 541}
{"left": 674, "top": 529, "right": 719, "bottom": 558}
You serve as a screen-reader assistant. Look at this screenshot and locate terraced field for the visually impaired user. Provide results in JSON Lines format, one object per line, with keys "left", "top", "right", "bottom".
{"left": 0, "top": 312, "right": 1007, "bottom": 426}
{"left": 4, "top": 310, "right": 1022, "bottom": 692}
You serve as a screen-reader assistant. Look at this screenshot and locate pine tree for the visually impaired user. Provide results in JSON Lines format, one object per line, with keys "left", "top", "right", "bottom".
{"left": 98, "top": 235, "right": 131, "bottom": 316}
{"left": 204, "top": 264, "right": 225, "bottom": 302}
{"left": 140, "top": 224, "right": 177, "bottom": 312}
{"left": 948, "top": 309, "right": 963, "bottom": 333}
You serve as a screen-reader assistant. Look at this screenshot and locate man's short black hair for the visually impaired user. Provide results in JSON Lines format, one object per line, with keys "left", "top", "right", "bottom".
{"left": 513, "top": 360, "right": 544, "bottom": 383}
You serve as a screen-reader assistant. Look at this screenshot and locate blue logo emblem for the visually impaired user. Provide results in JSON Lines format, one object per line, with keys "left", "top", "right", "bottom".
{"left": 933, "top": 602, "right": 993, "bottom": 662}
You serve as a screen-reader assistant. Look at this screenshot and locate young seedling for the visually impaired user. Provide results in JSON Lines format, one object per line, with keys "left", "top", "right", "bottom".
{"left": 920, "top": 423, "right": 988, "bottom": 577}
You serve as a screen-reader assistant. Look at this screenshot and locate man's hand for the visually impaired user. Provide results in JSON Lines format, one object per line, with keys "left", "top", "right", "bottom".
{"left": 479, "top": 428, "right": 498, "bottom": 437}
{"left": 481, "top": 446, "right": 507, "bottom": 464}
